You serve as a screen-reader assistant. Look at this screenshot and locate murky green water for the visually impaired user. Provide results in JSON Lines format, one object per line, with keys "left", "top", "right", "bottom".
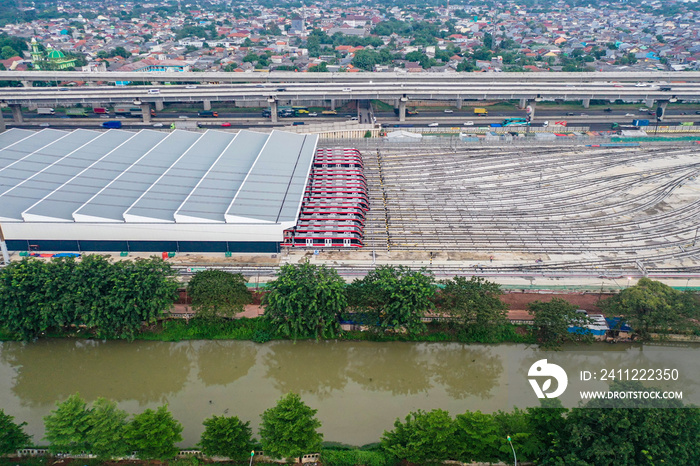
{"left": 1, "top": 340, "right": 698, "bottom": 446}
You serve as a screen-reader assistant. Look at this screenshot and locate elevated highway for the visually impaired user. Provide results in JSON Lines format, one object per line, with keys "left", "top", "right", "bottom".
{"left": 1, "top": 72, "right": 700, "bottom": 125}
{"left": 2, "top": 70, "right": 700, "bottom": 85}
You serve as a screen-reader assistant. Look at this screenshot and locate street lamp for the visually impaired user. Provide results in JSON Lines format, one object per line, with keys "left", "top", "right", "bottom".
{"left": 507, "top": 436, "right": 517, "bottom": 466}
{"left": 249, "top": 450, "right": 255, "bottom": 466}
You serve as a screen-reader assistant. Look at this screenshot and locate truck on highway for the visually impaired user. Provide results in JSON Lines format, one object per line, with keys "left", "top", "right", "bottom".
{"left": 93, "top": 107, "right": 108, "bottom": 114}
{"left": 474, "top": 108, "right": 488, "bottom": 115}
{"left": 101, "top": 121, "right": 122, "bottom": 129}
{"left": 37, "top": 107, "right": 55, "bottom": 115}
{"left": 65, "top": 108, "right": 88, "bottom": 117}
{"left": 632, "top": 119, "right": 650, "bottom": 127}
{"left": 198, "top": 111, "right": 219, "bottom": 117}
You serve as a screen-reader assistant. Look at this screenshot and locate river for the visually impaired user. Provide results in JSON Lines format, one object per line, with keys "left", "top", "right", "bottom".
{"left": 1, "top": 339, "right": 698, "bottom": 447}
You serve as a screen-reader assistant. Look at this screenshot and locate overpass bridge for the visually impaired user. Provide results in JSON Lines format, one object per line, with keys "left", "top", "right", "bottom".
{"left": 1, "top": 71, "right": 699, "bottom": 126}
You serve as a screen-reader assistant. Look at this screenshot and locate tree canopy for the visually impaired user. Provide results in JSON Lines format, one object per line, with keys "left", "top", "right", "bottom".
{"left": 199, "top": 415, "right": 254, "bottom": 460}
{"left": 0, "top": 409, "right": 31, "bottom": 454}
{"left": 43, "top": 394, "right": 91, "bottom": 454}
{"left": 347, "top": 265, "right": 436, "bottom": 335}
{"left": 188, "top": 270, "right": 252, "bottom": 319}
{"left": 528, "top": 298, "right": 592, "bottom": 348}
{"left": 263, "top": 262, "right": 347, "bottom": 339}
{"left": 259, "top": 392, "right": 323, "bottom": 460}
{"left": 124, "top": 405, "right": 183, "bottom": 460}
{"left": 381, "top": 409, "right": 455, "bottom": 463}
{"left": 598, "top": 277, "right": 700, "bottom": 338}
{"left": 0, "top": 256, "right": 178, "bottom": 340}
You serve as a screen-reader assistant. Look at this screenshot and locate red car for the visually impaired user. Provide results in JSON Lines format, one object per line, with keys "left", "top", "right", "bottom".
{"left": 221, "top": 122, "right": 231, "bottom": 127}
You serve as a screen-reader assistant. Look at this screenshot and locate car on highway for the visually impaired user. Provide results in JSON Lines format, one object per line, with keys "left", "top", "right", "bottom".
{"left": 566, "top": 112, "right": 575, "bottom": 116}
{"left": 308, "top": 112, "right": 318, "bottom": 117}
{"left": 428, "top": 122, "right": 439, "bottom": 127}
{"left": 147, "top": 89, "right": 160, "bottom": 94}
{"left": 343, "top": 87, "right": 352, "bottom": 92}
{"left": 39, "top": 122, "right": 50, "bottom": 127}
{"left": 543, "top": 121, "right": 549, "bottom": 127}
{"left": 639, "top": 107, "right": 649, "bottom": 112}
{"left": 624, "top": 113, "right": 635, "bottom": 116}
{"left": 350, "top": 116, "right": 358, "bottom": 121}
{"left": 604, "top": 108, "right": 612, "bottom": 112}
{"left": 185, "top": 85, "right": 197, "bottom": 89}
{"left": 695, "top": 111, "right": 700, "bottom": 115}
{"left": 443, "top": 109, "right": 453, "bottom": 113}
{"left": 463, "top": 121, "right": 474, "bottom": 126}
{"left": 58, "top": 87, "right": 69, "bottom": 91}
{"left": 152, "top": 123, "right": 163, "bottom": 127}
{"left": 221, "top": 122, "right": 232, "bottom": 127}
{"left": 635, "top": 82, "right": 647, "bottom": 87}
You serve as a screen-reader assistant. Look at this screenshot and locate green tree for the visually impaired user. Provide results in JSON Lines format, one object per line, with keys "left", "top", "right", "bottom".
{"left": 381, "top": 409, "right": 455, "bottom": 463}
{"left": 308, "top": 62, "right": 328, "bottom": 72}
{"left": 347, "top": 265, "right": 436, "bottom": 334}
{"left": 1, "top": 45, "right": 18, "bottom": 59}
{"left": 351, "top": 49, "right": 380, "bottom": 71}
{"left": 188, "top": 270, "right": 252, "bottom": 319}
{"left": 85, "top": 398, "right": 129, "bottom": 459}
{"left": 453, "top": 410, "right": 500, "bottom": 463}
{"left": 598, "top": 277, "right": 700, "bottom": 339}
{"left": 44, "top": 394, "right": 90, "bottom": 454}
{"left": 524, "top": 398, "right": 568, "bottom": 462}
{"left": 199, "top": 415, "right": 254, "bottom": 460}
{"left": 0, "top": 409, "right": 31, "bottom": 454}
{"left": 263, "top": 263, "right": 347, "bottom": 339}
{"left": 529, "top": 298, "right": 591, "bottom": 348}
{"left": 439, "top": 276, "right": 508, "bottom": 341}
{"left": 547, "top": 382, "right": 700, "bottom": 465}
{"left": 483, "top": 32, "right": 493, "bottom": 49}
{"left": 109, "top": 46, "right": 131, "bottom": 58}
{"left": 124, "top": 405, "right": 183, "bottom": 460}
{"left": 259, "top": 393, "right": 322, "bottom": 460}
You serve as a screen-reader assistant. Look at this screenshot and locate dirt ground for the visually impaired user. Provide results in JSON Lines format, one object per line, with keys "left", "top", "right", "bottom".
{"left": 501, "top": 291, "right": 615, "bottom": 312}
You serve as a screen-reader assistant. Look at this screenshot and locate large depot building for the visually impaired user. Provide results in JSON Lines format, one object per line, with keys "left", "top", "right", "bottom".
{"left": 0, "top": 128, "right": 318, "bottom": 253}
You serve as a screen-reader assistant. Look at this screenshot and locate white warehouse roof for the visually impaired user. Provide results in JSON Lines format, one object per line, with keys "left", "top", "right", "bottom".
{"left": 0, "top": 128, "right": 318, "bottom": 226}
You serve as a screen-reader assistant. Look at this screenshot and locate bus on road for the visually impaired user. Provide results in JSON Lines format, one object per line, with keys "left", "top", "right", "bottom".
{"left": 502, "top": 118, "right": 529, "bottom": 126}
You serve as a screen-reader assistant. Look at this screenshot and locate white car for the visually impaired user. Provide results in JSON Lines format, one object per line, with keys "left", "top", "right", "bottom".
{"left": 308, "top": 112, "right": 318, "bottom": 117}
{"left": 342, "top": 87, "right": 352, "bottom": 92}
{"left": 543, "top": 120, "right": 549, "bottom": 127}
{"left": 350, "top": 116, "right": 358, "bottom": 121}
{"left": 428, "top": 122, "right": 439, "bottom": 127}
{"left": 624, "top": 113, "right": 635, "bottom": 116}
{"left": 185, "top": 85, "right": 197, "bottom": 89}
{"left": 635, "top": 82, "right": 647, "bottom": 87}
{"left": 152, "top": 123, "right": 164, "bottom": 127}
{"left": 463, "top": 121, "right": 474, "bottom": 126}
{"left": 443, "top": 109, "right": 453, "bottom": 113}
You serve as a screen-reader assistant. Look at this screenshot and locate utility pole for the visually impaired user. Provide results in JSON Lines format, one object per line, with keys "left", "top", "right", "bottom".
{"left": 0, "top": 224, "right": 10, "bottom": 265}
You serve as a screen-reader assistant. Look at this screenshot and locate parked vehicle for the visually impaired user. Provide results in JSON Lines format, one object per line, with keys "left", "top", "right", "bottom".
{"left": 198, "top": 111, "right": 219, "bottom": 117}
{"left": 101, "top": 121, "right": 122, "bottom": 129}
{"left": 37, "top": 107, "right": 55, "bottom": 115}
{"left": 65, "top": 108, "right": 88, "bottom": 117}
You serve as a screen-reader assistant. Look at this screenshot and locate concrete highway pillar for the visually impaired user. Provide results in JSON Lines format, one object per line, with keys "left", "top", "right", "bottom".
{"left": 455, "top": 100, "right": 462, "bottom": 109}
{"left": 657, "top": 100, "right": 668, "bottom": 121}
{"left": 10, "top": 104, "right": 23, "bottom": 123}
{"left": 203, "top": 99, "right": 212, "bottom": 111}
{"left": 0, "top": 108, "right": 6, "bottom": 132}
{"left": 330, "top": 99, "right": 336, "bottom": 111}
{"left": 155, "top": 101, "right": 164, "bottom": 111}
{"left": 140, "top": 103, "right": 151, "bottom": 123}
{"left": 582, "top": 98, "right": 590, "bottom": 108}
{"left": 268, "top": 98, "right": 278, "bottom": 123}
{"left": 645, "top": 98, "right": 655, "bottom": 109}
{"left": 398, "top": 97, "right": 407, "bottom": 122}
{"left": 519, "top": 98, "right": 527, "bottom": 109}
